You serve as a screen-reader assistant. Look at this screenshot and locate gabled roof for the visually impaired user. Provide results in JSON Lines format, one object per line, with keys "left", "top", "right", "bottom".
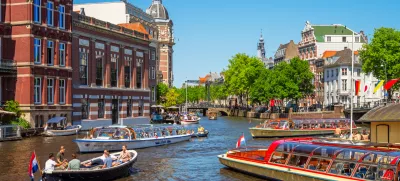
{"left": 324, "top": 49, "right": 360, "bottom": 67}
{"left": 118, "top": 23, "right": 151, "bottom": 38}
{"left": 322, "top": 51, "right": 337, "bottom": 58}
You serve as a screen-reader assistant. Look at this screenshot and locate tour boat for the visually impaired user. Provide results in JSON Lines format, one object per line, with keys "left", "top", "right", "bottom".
{"left": 43, "top": 117, "right": 82, "bottom": 136}
{"left": 208, "top": 111, "right": 218, "bottom": 120}
{"left": 73, "top": 125, "right": 192, "bottom": 153}
{"left": 218, "top": 137, "right": 400, "bottom": 181}
{"left": 249, "top": 118, "right": 358, "bottom": 138}
{"left": 44, "top": 150, "right": 137, "bottom": 181}
{"left": 180, "top": 114, "right": 200, "bottom": 125}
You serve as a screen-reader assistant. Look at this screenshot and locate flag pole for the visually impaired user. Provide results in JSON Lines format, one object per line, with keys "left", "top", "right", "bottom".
{"left": 350, "top": 30, "right": 354, "bottom": 141}
{"left": 243, "top": 132, "right": 248, "bottom": 151}
{"left": 34, "top": 150, "right": 43, "bottom": 178}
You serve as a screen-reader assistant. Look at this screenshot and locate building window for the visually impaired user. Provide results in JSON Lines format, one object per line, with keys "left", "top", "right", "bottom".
{"left": 357, "top": 69, "right": 361, "bottom": 76}
{"left": 59, "top": 5, "right": 65, "bottom": 29}
{"left": 355, "top": 37, "right": 360, "bottom": 43}
{"left": 342, "top": 79, "right": 347, "bottom": 91}
{"left": 34, "top": 77, "right": 42, "bottom": 104}
{"left": 59, "top": 79, "right": 65, "bottom": 104}
{"left": 47, "top": 1, "right": 54, "bottom": 26}
{"left": 152, "top": 67, "right": 155, "bottom": 79}
{"left": 59, "top": 43, "right": 65, "bottom": 66}
{"left": 47, "top": 41, "right": 54, "bottom": 65}
{"left": 98, "top": 99, "right": 105, "bottom": 118}
{"left": 342, "top": 37, "right": 346, "bottom": 42}
{"left": 342, "top": 68, "right": 347, "bottom": 76}
{"left": 81, "top": 99, "right": 88, "bottom": 119}
{"left": 124, "top": 60, "right": 131, "bottom": 88}
{"left": 152, "top": 87, "right": 155, "bottom": 102}
{"left": 47, "top": 78, "right": 54, "bottom": 104}
{"left": 111, "top": 56, "right": 118, "bottom": 87}
{"left": 336, "top": 69, "right": 338, "bottom": 76}
{"left": 127, "top": 99, "right": 132, "bottom": 117}
{"left": 326, "top": 70, "right": 329, "bottom": 78}
{"left": 79, "top": 51, "right": 88, "bottom": 85}
{"left": 33, "top": 0, "right": 41, "bottom": 23}
{"left": 96, "top": 57, "right": 103, "bottom": 86}
{"left": 136, "top": 61, "right": 142, "bottom": 89}
{"left": 34, "top": 38, "right": 41, "bottom": 64}
{"left": 331, "top": 70, "right": 333, "bottom": 78}
{"left": 151, "top": 50, "right": 156, "bottom": 61}
{"left": 327, "top": 36, "right": 331, "bottom": 42}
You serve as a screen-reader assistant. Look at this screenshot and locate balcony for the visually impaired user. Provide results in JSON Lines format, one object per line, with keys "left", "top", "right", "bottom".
{"left": 0, "top": 60, "right": 17, "bottom": 73}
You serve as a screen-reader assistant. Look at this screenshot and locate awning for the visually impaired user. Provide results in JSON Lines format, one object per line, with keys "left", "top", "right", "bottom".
{"left": 47, "top": 117, "right": 66, "bottom": 124}
{"left": 151, "top": 105, "right": 157, "bottom": 108}
{"left": 156, "top": 105, "right": 164, "bottom": 108}
{"left": 0, "top": 110, "right": 16, "bottom": 115}
{"left": 168, "top": 106, "right": 179, "bottom": 109}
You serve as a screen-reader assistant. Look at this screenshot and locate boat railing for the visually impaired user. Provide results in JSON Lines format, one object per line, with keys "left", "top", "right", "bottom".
{"left": 0, "top": 125, "right": 21, "bottom": 140}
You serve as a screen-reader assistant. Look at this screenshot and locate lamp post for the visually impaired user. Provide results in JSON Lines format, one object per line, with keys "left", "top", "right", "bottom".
{"left": 381, "top": 60, "right": 388, "bottom": 103}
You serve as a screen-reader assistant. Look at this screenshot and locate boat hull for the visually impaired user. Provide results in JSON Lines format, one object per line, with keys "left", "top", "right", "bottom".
{"left": 74, "top": 135, "right": 191, "bottom": 153}
{"left": 249, "top": 128, "right": 339, "bottom": 138}
{"left": 218, "top": 154, "right": 354, "bottom": 181}
{"left": 191, "top": 131, "right": 209, "bottom": 137}
{"left": 208, "top": 116, "right": 217, "bottom": 120}
{"left": 180, "top": 120, "right": 199, "bottom": 125}
{"left": 44, "top": 150, "right": 137, "bottom": 181}
{"left": 43, "top": 126, "right": 81, "bottom": 137}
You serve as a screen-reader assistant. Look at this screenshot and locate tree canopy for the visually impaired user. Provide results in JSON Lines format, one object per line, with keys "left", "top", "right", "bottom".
{"left": 156, "top": 83, "right": 169, "bottom": 104}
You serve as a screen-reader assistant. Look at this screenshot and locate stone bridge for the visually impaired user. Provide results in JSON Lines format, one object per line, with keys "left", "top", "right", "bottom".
{"left": 207, "top": 108, "right": 231, "bottom": 116}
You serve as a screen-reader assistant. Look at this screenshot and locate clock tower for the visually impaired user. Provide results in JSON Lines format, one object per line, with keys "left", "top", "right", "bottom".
{"left": 146, "top": 0, "right": 175, "bottom": 87}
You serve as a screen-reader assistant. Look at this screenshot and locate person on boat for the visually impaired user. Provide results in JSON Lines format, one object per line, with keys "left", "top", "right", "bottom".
{"left": 353, "top": 131, "right": 362, "bottom": 141}
{"left": 67, "top": 154, "right": 82, "bottom": 170}
{"left": 102, "top": 150, "right": 113, "bottom": 169}
{"left": 345, "top": 131, "right": 351, "bottom": 139}
{"left": 84, "top": 150, "right": 117, "bottom": 167}
{"left": 183, "top": 114, "right": 188, "bottom": 120}
{"left": 117, "top": 145, "right": 131, "bottom": 164}
{"left": 113, "top": 129, "right": 121, "bottom": 138}
{"left": 334, "top": 127, "right": 341, "bottom": 137}
{"left": 44, "top": 153, "right": 66, "bottom": 172}
{"left": 56, "top": 146, "right": 68, "bottom": 169}
{"left": 198, "top": 126, "right": 205, "bottom": 133}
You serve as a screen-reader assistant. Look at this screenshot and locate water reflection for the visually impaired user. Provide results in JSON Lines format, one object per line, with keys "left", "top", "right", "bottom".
{"left": 0, "top": 116, "right": 273, "bottom": 181}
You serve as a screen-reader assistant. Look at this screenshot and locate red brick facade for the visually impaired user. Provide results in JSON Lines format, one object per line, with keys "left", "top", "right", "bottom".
{"left": 2, "top": 0, "right": 73, "bottom": 127}
{"left": 71, "top": 12, "right": 151, "bottom": 125}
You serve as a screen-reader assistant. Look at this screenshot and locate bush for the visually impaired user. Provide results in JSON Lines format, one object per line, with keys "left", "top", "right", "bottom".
{"left": 11, "top": 117, "right": 31, "bottom": 129}
{"left": 3, "top": 100, "right": 31, "bottom": 129}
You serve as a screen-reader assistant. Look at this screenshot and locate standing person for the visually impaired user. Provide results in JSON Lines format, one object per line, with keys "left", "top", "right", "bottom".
{"left": 56, "top": 146, "right": 68, "bottom": 169}
{"left": 44, "top": 153, "right": 66, "bottom": 172}
{"left": 102, "top": 150, "right": 113, "bottom": 169}
{"left": 67, "top": 154, "right": 81, "bottom": 170}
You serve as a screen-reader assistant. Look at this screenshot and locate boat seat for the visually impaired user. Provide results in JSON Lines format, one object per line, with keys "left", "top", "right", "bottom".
{"left": 308, "top": 165, "right": 316, "bottom": 170}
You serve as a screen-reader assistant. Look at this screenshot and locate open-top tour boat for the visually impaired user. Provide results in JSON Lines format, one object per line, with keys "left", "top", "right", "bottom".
{"left": 180, "top": 114, "right": 200, "bottom": 125}
{"left": 249, "top": 118, "right": 358, "bottom": 138}
{"left": 219, "top": 138, "right": 400, "bottom": 181}
{"left": 43, "top": 117, "right": 81, "bottom": 136}
{"left": 74, "top": 125, "right": 192, "bottom": 153}
{"left": 44, "top": 150, "right": 138, "bottom": 181}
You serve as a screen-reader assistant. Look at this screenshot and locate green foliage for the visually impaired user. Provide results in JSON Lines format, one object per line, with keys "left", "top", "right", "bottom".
{"left": 360, "top": 27, "right": 400, "bottom": 97}
{"left": 156, "top": 83, "right": 169, "bottom": 104}
{"left": 3, "top": 100, "right": 31, "bottom": 128}
{"left": 164, "top": 88, "right": 181, "bottom": 107}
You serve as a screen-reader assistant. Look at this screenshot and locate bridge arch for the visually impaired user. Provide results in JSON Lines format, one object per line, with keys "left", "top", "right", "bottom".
{"left": 218, "top": 110, "right": 228, "bottom": 116}
{"left": 207, "top": 108, "right": 230, "bottom": 117}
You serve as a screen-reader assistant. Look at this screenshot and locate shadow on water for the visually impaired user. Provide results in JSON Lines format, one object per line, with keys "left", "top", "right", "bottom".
{"left": 0, "top": 116, "right": 277, "bottom": 181}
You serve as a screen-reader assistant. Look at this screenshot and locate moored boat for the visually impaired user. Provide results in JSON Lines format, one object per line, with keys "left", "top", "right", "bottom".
{"left": 44, "top": 150, "right": 138, "bottom": 181}
{"left": 73, "top": 125, "right": 191, "bottom": 153}
{"left": 43, "top": 117, "right": 81, "bottom": 136}
{"left": 250, "top": 118, "right": 358, "bottom": 138}
{"left": 208, "top": 111, "right": 217, "bottom": 120}
{"left": 218, "top": 138, "right": 400, "bottom": 181}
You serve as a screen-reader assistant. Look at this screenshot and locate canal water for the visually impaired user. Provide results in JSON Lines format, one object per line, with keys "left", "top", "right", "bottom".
{"left": 0, "top": 117, "right": 275, "bottom": 181}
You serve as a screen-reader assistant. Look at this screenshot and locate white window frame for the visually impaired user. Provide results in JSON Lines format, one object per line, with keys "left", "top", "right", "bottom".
{"left": 34, "top": 77, "right": 42, "bottom": 104}
{"left": 59, "top": 43, "right": 65, "bottom": 66}
{"left": 152, "top": 67, "right": 155, "bottom": 79}
{"left": 59, "top": 79, "right": 65, "bottom": 104}
{"left": 47, "top": 78, "right": 54, "bottom": 104}
{"left": 47, "top": 1, "right": 54, "bottom": 26}
{"left": 355, "top": 36, "right": 360, "bottom": 43}
{"left": 47, "top": 40, "right": 54, "bottom": 65}
{"left": 34, "top": 38, "right": 41, "bottom": 64}
{"left": 59, "top": 5, "right": 65, "bottom": 29}
{"left": 33, "top": 0, "right": 41, "bottom": 23}
{"left": 327, "top": 36, "right": 331, "bottom": 42}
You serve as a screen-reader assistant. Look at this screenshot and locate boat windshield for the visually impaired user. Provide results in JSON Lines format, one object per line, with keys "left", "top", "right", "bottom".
{"left": 94, "top": 128, "right": 130, "bottom": 139}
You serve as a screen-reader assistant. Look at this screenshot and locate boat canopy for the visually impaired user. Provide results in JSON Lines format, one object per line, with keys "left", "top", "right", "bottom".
{"left": 47, "top": 117, "right": 66, "bottom": 124}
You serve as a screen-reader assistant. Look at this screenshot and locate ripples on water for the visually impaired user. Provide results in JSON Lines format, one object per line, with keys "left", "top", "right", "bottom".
{"left": 0, "top": 117, "right": 271, "bottom": 181}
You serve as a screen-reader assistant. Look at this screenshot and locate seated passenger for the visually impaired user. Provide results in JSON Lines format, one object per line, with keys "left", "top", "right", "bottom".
{"left": 68, "top": 154, "right": 82, "bottom": 170}
{"left": 117, "top": 145, "right": 131, "bottom": 163}
{"left": 102, "top": 151, "right": 113, "bottom": 169}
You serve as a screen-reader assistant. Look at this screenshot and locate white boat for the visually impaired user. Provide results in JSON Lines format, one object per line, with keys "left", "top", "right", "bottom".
{"left": 74, "top": 125, "right": 191, "bottom": 153}
{"left": 180, "top": 119, "right": 199, "bottom": 125}
{"left": 43, "top": 117, "right": 81, "bottom": 136}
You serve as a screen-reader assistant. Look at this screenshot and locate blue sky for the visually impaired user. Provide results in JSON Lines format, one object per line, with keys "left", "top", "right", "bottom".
{"left": 75, "top": 0, "right": 400, "bottom": 87}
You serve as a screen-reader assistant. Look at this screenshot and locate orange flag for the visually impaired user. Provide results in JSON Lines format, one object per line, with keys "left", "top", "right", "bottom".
{"left": 355, "top": 80, "right": 361, "bottom": 96}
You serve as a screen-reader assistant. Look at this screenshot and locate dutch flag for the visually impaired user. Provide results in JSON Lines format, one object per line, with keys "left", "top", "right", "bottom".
{"left": 236, "top": 134, "right": 246, "bottom": 148}
{"left": 28, "top": 152, "right": 39, "bottom": 180}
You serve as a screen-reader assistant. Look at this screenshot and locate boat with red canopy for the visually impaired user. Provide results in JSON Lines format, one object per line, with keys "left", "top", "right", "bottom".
{"left": 218, "top": 138, "right": 400, "bottom": 181}
{"left": 249, "top": 118, "right": 358, "bottom": 138}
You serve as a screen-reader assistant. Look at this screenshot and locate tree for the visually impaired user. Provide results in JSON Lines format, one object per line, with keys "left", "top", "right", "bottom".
{"left": 3, "top": 100, "right": 31, "bottom": 128}
{"left": 156, "top": 83, "right": 169, "bottom": 104}
{"left": 224, "top": 53, "right": 265, "bottom": 107}
{"left": 164, "top": 88, "right": 181, "bottom": 107}
{"left": 360, "top": 27, "right": 400, "bottom": 99}
{"left": 249, "top": 68, "right": 273, "bottom": 104}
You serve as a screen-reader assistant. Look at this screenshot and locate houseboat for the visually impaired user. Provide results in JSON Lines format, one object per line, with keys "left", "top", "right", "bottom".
{"left": 218, "top": 138, "right": 400, "bottom": 181}
{"left": 208, "top": 111, "right": 217, "bottom": 120}
{"left": 43, "top": 117, "right": 81, "bottom": 136}
{"left": 249, "top": 118, "right": 358, "bottom": 138}
{"left": 73, "top": 125, "right": 191, "bottom": 153}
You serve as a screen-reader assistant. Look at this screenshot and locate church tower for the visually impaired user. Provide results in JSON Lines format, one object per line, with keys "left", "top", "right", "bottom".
{"left": 146, "top": 0, "right": 175, "bottom": 87}
{"left": 257, "top": 31, "right": 266, "bottom": 59}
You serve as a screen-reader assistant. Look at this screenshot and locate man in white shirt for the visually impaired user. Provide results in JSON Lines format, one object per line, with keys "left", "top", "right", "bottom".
{"left": 44, "top": 153, "right": 66, "bottom": 172}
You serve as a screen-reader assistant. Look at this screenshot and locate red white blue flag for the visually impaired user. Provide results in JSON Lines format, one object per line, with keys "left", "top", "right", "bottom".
{"left": 28, "top": 152, "right": 39, "bottom": 180}
{"left": 236, "top": 134, "right": 246, "bottom": 148}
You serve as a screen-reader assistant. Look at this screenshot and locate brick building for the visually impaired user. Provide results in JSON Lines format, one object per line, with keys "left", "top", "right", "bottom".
{"left": 2, "top": 0, "right": 73, "bottom": 127}
{"left": 72, "top": 11, "right": 151, "bottom": 129}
